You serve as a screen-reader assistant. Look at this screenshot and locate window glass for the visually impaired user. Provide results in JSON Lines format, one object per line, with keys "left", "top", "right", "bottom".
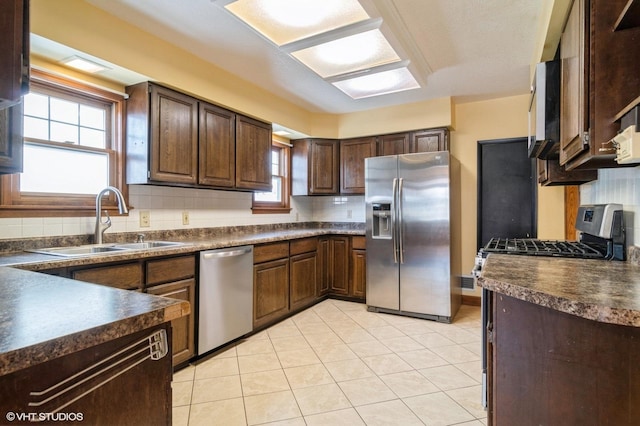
{"left": 20, "top": 143, "right": 109, "bottom": 194}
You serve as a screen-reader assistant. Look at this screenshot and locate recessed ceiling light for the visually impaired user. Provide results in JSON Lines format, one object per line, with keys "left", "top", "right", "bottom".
{"left": 60, "top": 56, "right": 109, "bottom": 74}
{"left": 225, "top": 0, "right": 370, "bottom": 45}
{"left": 291, "top": 29, "right": 400, "bottom": 78}
{"left": 332, "top": 67, "right": 420, "bottom": 99}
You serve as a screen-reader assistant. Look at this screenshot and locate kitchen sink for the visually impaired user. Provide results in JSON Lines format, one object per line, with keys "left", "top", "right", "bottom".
{"left": 29, "top": 241, "right": 186, "bottom": 257}
{"left": 29, "top": 245, "right": 129, "bottom": 257}
{"left": 113, "top": 241, "right": 185, "bottom": 250}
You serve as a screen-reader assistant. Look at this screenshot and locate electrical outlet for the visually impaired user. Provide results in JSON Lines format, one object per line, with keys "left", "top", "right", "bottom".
{"left": 139, "top": 211, "right": 150, "bottom": 228}
{"left": 182, "top": 211, "right": 189, "bottom": 225}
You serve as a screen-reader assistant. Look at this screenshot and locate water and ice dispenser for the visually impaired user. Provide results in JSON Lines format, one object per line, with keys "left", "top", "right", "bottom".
{"left": 372, "top": 203, "right": 392, "bottom": 239}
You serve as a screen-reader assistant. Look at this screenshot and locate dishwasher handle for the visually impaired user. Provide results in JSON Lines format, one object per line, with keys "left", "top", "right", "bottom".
{"left": 202, "top": 247, "right": 252, "bottom": 259}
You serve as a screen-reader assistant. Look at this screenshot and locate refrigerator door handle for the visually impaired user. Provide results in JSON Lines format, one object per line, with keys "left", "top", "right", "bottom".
{"left": 398, "top": 177, "right": 405, "bottom": 264}
{"left": 392, "top": 177, "right": 399, "bottom": 264}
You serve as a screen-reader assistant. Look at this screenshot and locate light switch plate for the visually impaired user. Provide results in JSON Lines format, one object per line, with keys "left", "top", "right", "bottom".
{"left": 182, "top": 211, "right": 189, "bottom": 225}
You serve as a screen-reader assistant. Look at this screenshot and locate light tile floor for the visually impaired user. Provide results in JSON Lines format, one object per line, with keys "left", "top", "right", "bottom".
{"left": 172, "top": 300, "right": 486, "bottom": 426}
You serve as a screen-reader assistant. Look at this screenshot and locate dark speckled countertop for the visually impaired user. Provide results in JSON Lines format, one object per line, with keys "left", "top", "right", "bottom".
{"left": 0, "top": 267, "right": 190, "bottom": 376}
{"left": 478, "top": 248, "right": 640, "bottom": 327}
{"left": 0, "top": 223, "right": 365, "bottom": 270}
{"left": 0, "top": 223, "right": 364, "bottom": 376}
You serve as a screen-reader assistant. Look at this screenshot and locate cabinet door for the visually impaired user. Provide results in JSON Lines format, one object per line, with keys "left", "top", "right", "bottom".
{"left": 409, "top": 128, "right": 449, "bottom": 152}
{"left": 329, "top": 236, "right": 349, "bottom": 295}
{"left": 253, "top": 258, "right": 290, "bottom": 328}
{"left": 71, "top": 262, "right": 143, "bottom": 291}
{"left": 378, "top": 133, "right": 409, "bottom": 156}
{"left": 0, "top": 0, "right": 29, "bottom": 109}
{"left": 235, "top": 115, "right": 272, "bottom": 191}
{"left": 340, "top": 137, "right": 376, "bottom": 194}
{"left": 317, "top": 237, "right": 330, "bottom": 296}
{"left": 290, "top": 251, "right": 318, "bottom": 311}
{"left": 0, "top": 102, "right": 23, "bottom": 174}
{"left": 147, "top": 278, "right": 195, "bottom": 366}
{"left": 149, "top": 85, "right": 198, "bottom": 184}
{"left": 350, "top": 249, "right": 366, "bottom": 299}
{"left": 199, "top": 102, "right": 235, "bottom": 187}
{"left": 559, "top": 0, "right": 588, "bottom": 166}
{"left": 310, "top": 140, "right": 340, "bottom": 194}
{"left": 0, "top": 323, "right": 172, "bottom": 426}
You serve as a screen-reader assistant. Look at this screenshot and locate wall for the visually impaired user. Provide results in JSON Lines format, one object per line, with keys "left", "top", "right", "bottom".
{"left": 580, "top": 167, "right": 640, "bottom": 247}
{"left": 450, "top": 95, "right": 566, "bottom": 282}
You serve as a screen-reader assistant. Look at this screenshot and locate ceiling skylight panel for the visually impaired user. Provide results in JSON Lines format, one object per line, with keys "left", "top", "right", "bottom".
{"left": 291, "top": 29, "right": 400, "bottom": 78}
{"left": 332, "top": 67, "right": 420, "bottom": 99}
{"left": 225, "top": 0, "right": 370, "bottom": 46}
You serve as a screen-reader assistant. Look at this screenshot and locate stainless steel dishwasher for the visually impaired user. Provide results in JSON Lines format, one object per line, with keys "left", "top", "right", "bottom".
{"left": 198, "top": 245, "right": 253, "bottom": 356}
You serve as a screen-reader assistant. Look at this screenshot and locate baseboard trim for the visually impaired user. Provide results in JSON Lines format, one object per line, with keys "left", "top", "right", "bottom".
{"left": 462, "top": 295, "right": 481, "bottom": 306}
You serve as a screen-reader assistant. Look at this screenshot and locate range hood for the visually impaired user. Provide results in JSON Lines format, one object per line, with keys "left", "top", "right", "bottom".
{"left": 528, "top": 60, "right": 560, "bottom": 159}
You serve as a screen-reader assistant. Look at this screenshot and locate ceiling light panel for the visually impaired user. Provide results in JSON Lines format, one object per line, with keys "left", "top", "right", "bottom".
{"left": 225, "top": 0, "right": 370, "bottom": 46}
{"left": 332, "top": 67, "right": 420, "bottom": 99}
{"left": 61, "top": 56, "right": 109, "bottom": 73}
{"left": 291, "top": 29, "right": 400, "bottom": 78}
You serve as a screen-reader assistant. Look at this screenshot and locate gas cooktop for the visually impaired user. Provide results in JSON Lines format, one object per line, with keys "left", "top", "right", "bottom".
{"left": 482, "top": 238, "right": 606, "bottom": 258}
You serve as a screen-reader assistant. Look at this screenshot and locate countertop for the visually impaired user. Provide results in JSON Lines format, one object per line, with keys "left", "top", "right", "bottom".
{"left": 0, "top": 223, "right": 364, "bottom": 375}
{"left": 478, "top": 249, "right": 640, "bottom": 327}
{"left": 0, "top": 223, "right": 365, "bottom": 270}
{"left": 0, "top": 267, "right": 190, "bottom": 376}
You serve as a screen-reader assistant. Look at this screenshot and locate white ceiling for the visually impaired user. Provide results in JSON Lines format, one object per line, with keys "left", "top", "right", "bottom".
{"left": 36, "top": 0, "right": 544, "bottom": 118}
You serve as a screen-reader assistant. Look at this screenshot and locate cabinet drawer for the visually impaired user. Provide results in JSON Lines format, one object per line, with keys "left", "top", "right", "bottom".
{"left": 71, "top": 263, "right": 143, "bottom": 291}
{"left": 146, "top": 255, "right": 196, "bottom": 286}
{"left": 254, "top": 242, "right": 289, "bottom": 264}
{"left": 290, "top": 237, "right": 318, "bottom": 255}
{"left": 351, "top": 236, "right": 366, "bottom": 250}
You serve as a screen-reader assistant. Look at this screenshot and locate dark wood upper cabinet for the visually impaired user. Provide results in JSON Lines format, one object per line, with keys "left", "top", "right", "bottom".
{"left": 291, "top": 138, "right": 340, "bottom": 195}
{"left": 0, "top": 102, "right": 23, "bottom": 174}
{"left": 537, "top": 158, "right": 597, "bottom": 186}
{"left": 560, "top": 0, "right": 640, "bottom": 170}
{"left": 235, "top": 114, "right": 272, "bottom": 192}
{"left": 126, "top": 82, "right": 272, "bottom": 191}
{"left": 409, "top": 128, "right": 449, "bottom": 153}
{"left": 150, "top": 85, "right": 199, "bottom": 184}
{"left": 377, "top": 133, "right": 410, "bottom": 156}
{"left": 0, "top": 0, "right": 29, "bottom": 110}
{"left": 340, "top": 136, "right": 376, "bottom": 194}
{"left": 199, "top": 102, "right": 236, "bottom": 188}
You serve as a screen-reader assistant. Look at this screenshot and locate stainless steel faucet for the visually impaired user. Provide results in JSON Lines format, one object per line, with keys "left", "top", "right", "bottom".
{"left": 95, "top": 186, "right": 128, "bottom": 244}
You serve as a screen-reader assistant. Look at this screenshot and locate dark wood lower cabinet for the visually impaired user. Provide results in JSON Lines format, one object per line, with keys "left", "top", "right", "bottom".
{"left": 328, "top": 236, "right": 349, "bottom": 295}
{"left": 146, "top": 278, "right": 196, "bottom": 366}
{"left": 489, "top": 293, "right": 640, "bottom": 425}
{"left": 0, "top": 323, "right": 172, "bottom": 426}
{"left": 350, "top": 249, "right": 366, "bottom": 298}
{"left": 253, "top": 257, "right": 290, "bottom": 329}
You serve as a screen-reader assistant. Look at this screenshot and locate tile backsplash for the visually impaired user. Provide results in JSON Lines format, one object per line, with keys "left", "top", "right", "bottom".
{"left": 0, "top": 185, "right": 366, "bottom": 240}
{"left": 580, "top": 165, "right": 640, "bottom": 247}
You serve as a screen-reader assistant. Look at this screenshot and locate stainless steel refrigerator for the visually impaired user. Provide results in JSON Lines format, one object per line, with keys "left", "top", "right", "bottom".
{"left": 365, "top": 151, "right": 461, "bottom": 322}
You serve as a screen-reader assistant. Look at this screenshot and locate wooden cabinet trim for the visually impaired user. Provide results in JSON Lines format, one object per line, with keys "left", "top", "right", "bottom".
{"left": 71, "top": 262, "right": 143, "bottom": 291}
{"left": 254, "top": 242, "right": 290, "bottom": 264}
{"left": 146, "top": 255, "right": 196, "bottom": 287}
{"left": 290, "top": 237, "right": 318, "bottom": 255}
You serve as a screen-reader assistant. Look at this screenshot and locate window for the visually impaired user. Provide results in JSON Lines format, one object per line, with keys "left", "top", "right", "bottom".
{"left": 0, "top": 70, "right": 126, "bottom": 217}
{"left": 252, "top": 141, "right": 291, "bottom": 214}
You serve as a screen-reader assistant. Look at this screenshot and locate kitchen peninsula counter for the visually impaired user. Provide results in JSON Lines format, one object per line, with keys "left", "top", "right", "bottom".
{"left": 0, "top": 266, "right": 190, "bottom": 376}
{"left": 478, "top": 250, "right": 640, "bottom": 426}
{"left": 478, "top": 251, "right": 640, "bottom": 326}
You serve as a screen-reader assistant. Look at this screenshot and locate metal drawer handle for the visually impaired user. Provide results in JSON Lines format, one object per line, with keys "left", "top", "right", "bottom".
{"left": 28, "top": 329, "right": 168, "bottom": 414}
{"left": 202, "top": 247, "right": 252, "bottom": 259}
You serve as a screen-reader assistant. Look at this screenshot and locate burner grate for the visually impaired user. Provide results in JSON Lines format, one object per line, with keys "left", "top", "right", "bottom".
{"left": 483, "top": 238, "right": 605, "bottom": 259}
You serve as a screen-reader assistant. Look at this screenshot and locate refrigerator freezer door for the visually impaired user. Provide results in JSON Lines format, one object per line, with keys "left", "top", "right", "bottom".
{"left": 398, "top": 152, "right": 451, "bottom": 317}
{"left": 365, "top": 155, "right": 400, "bottom": 310}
